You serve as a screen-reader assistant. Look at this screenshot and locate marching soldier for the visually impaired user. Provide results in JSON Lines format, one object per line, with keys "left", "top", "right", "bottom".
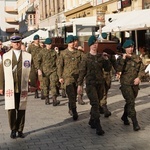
{"left": 116, "top": 39, "right": 145, "bottom": 131}
{"left": 27, "top": 34, "right": 42, "bottom": 99}
{"left": 77, "top": 35, "right": 112, "bottom": 135}
{"left": 57, "top": 35, "right": 82, "bottom": 120}
{"left": 37, "top": 38, "right": 60, "bottom": 106}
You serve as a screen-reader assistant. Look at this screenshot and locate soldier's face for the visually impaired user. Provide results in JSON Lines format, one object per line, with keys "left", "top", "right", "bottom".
{"left": 90, "top": 41, "right": 98, "bottom": 52}
{"left": 68, "top": 41, "right": 74, "bottom": 49}
{"left": 125, "top": 46, "right": 134, "bottom": 55}
{"left": 46, "top": 44, "right": 52, "bottom": 49}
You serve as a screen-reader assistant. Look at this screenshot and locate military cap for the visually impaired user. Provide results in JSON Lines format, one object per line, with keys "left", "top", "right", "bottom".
{"left": 66, "top": 35, "right": 74, "bottom": 44}
{"left": 122, "top": 39, "right": 134, "bottom": 49}
{"left": 102, "top": 32, "right": 108, "bottom": 39}
{"left": 73, "top": 36, "right": 78, "bottom": 41}
{"left": 10, "top": 33, "right": 22, "bottom": 42}
{"left": 33, "top": 34, "right": 40, "bottom": 40}
{"left": 88, "top": 35, "right": 97, "bottom": 46}
{"left": 44, "top": 38, "right": 52, "bottom": 44}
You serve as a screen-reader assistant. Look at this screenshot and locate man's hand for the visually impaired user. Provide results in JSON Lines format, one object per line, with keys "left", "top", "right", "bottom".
{"left": 59, "top": 78, "right": 64, "bottom": 84}
{"left": 77, "top": 85, "right": 83, "bottom": 95}
{"left": 38, "top": 69, "right": 42, "bottom": 76}
{"left": 0, "top": 89, "right": 3, "bottom": 95}
{"left": 134, "top": 77, "right": 141, "bottom": 85}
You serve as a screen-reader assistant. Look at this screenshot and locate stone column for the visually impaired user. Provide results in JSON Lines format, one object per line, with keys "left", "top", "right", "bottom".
{"left": 54, "top": 0, "right": 58, "bottom": 14}
{"left": 50, "top": 0, "right": 55, "bottom": 15}
{"left": 59, "top": 0, "right": 64, "bottom": 12}
{"left": 39, "top": 0, "right": 43, "bottom": 20}
{"left": 46, "top": 0, "right": 50, "bottom": 16}
{"left": 43, "top": 0, "right": 46, "bottom": 19}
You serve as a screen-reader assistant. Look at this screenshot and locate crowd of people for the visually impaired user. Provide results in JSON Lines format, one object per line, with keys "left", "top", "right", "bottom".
{"left": 0, "top": 32, "right": 149, "bottom": 139}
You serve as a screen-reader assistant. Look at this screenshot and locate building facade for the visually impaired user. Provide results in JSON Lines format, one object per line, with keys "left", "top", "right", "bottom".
{"left": 0, "top": 0, "right": 19, "bottom": 42}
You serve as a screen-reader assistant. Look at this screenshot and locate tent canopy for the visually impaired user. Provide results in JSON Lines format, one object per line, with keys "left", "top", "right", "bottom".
{"left": 22, "top": 29, "right": 49, "bottom": 43}
{"left": 102, "top": 9, "right": 150, "bottom": 33}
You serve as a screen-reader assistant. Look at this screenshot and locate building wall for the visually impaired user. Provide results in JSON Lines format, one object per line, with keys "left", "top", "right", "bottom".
{"left": 0, "top": 0, "right": 19, "bottom": 41}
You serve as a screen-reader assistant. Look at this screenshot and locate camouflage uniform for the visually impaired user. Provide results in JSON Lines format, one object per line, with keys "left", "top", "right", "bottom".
{"left": 57, "top": 48, "right": 83, "bottom": 117}
{"left": 27, "top": 44, "right": 42, "bottom": 98}
{"left": 78, "top": 53, "right": 112, "bottom": 122}
{"left": 99, "top": 55, "right": 117, "bottom": 117}
{"left": 117, "top": 54, "right": 145, "bottom": 131}
{"left": 37, "top": 48, "right": 60, "bottom": 105}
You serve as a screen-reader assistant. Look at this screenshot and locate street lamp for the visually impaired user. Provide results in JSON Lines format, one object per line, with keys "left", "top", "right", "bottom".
{"left": 97, "top": 10, "right": 105, "bottom": 42}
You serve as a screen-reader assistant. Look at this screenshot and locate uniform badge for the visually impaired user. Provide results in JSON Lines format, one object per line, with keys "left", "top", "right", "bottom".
{"left": 4, "top": 59, "right": 11, "bottom": 67}
{"left": 24, "top": 60, "right": 30, "bottom": 68}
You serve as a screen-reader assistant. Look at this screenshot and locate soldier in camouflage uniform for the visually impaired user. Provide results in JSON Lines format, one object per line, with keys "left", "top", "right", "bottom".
{"left": 117, "top": 39, "right": 145, "bottom": 131}
{"left": 27, "top": 34, "right": 42, "bottom": 99}
{"left": 57, "top": 35, "right": 82, "bottom": 121}
{"left": 77, "top": 36, "right": 112, "bottom": 135}
{"left": 73, "top": 36, "right": 86, "bottom": 105}
{"left": 99, "top": 49, "right": 117, "bottom": 118}
{"left": 37, "top": 38, "right": 60, "bottom": 106}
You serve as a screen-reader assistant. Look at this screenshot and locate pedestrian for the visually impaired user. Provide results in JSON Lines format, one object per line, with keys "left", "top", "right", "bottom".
{"left": 37, "top": 38, "right": 60, "bottom": 106}
{"left": 0, "top": 33, "right": 36, "bottom": 139}
{"left": 77, "top": 35, "right": 112, "bottom": 135}
{"left": 57, "top": 35, "right": 82, "bottom": 120}
{"left": 116, "top": 39, "right": 145, "bottom": 131}
{"left": 73, "top": 35, "right": 86, "bottom": 105}
{"left": 27, "top": 34, "right": 42, "bottom": 99}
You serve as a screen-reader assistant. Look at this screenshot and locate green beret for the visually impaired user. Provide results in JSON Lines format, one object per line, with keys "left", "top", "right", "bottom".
{"left": 102, "top": 33, "right": 107, "bottom": 39}
{"left": 44, "top": 38, "right": 52, "bottom": 44}
{"left": 88, "top": 35, "right": 97, "bottom": 46}
{"left": 10, "top": 33, "right": 22, "bottom": 42}
{"left": 122, "top": 39, "right": 134, "bottom": 49}
{"left": 33, "top": 34, "right": 39, "bottom": 40}
{"left": 66, "top": 35, "right": 74, "bottom": 44}
{"left": 73, "top": 36, "right": 78, "bottom": 41}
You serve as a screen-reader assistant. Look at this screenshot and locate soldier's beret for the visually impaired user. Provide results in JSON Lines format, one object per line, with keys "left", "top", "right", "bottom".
{"left": 102, "top": 32, "right": 108, "bottom": 39}
{"left": 73, "top": 36, "right": 78, "bottom": 41}
{"left": 10, "top": 33, "right": 22, "bottom": 42}
{"left": 122, "top": 39, "right": 134, "bottom": 49}
{"left": 33, "top": 34, "right": 40, "bottom": 40}
{"left": 44, "top": 38, "right": 52, "bottom": 44}
{"left": 66, "top": 35, "right": 74, "bottom": 44}
{"left": 88, "top": 35, "right": 97, "bottom": 46}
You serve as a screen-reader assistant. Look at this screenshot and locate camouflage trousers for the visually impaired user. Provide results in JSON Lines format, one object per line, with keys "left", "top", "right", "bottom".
{"left": 66, "top": 82, "right": 77, "bottom": 109}
{"left": 86, "top": 84, "right": 104, "bottom": 120}
{"left": 120, "top": 84, "right": 139, "bottom": 118}
{"left": 99, "top": 79, "right": 111, "bottom": 106}
{"left": 42, "top": 72, "right": 59, "bottom": 97}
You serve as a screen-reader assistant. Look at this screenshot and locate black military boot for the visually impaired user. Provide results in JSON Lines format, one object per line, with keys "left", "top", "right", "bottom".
{"left": 52, "top": 96, "right": 60, "bottom": 106}
{"left": 34, "top": 90, "right": 39, "bottom": 99}
{"left": 41, "top": 90, "right": 45, "bottom": 100}
{"left": 61, "top": 89, "right": 67, "bottom": 98}
{"left": 72, "top": 107, "right": 78, "bottom": 121}
{"left": 99, "top": 106, "right": 104, "bottom": 114}
{"left": 78, "top": 94, "right": 85, "bottom": 105}
{"left": 121, "top": 105, "right": 130, "bottom": 125}
{"left": 131, "top": 116, "right": 141, "bottom": 131}
{"left": 88, "top": 118, "right": 96, "bottom": 129}
{"left": 95, "top": 119, "right": 105, "bottom": 136}
{"left": 102, "top": 104, "right": 111, "bottom": 118}
{"left": 45, "top": 97, "right": 50, "bottom": 105}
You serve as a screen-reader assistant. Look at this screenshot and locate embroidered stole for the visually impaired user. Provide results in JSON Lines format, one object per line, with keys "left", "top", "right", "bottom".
{"left": 3, "top": 50, "right": 31, "bottom": 110}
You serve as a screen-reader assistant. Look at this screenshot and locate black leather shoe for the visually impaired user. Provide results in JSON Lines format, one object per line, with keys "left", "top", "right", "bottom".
{"left": 18, "top": 131, "right": 25, "bottom": 138}
{"left": 10, "top": 130, "right": 16, "bottom": 139}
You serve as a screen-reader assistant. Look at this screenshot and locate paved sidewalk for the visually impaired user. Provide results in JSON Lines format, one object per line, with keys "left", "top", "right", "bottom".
{"left": 0, "top": 81, "right": 150, "bottom": 150}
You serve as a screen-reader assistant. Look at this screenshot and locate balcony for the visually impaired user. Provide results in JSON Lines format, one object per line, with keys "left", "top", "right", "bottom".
{"left": 5, "top": 17, "right": 19, "bottom": 24}
{"left": 6, "top": 28, "right": 19, "bottom": 33}
{"left": 5, "top": 6, "right": 18, "bottom": 14}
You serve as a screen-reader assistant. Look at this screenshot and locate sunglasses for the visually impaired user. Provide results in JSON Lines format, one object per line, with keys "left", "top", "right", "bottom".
{"left": 12, "top": 41, "right": 21, "bottom": 43}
